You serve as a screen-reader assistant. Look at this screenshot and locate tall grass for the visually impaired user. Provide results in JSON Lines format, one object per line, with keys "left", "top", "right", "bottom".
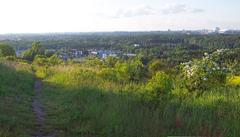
{"left": 39, "top": 64, "right": 240, "bottom": 137}
{"left": 0, "top": 60, "right": 35, "bottom": 137}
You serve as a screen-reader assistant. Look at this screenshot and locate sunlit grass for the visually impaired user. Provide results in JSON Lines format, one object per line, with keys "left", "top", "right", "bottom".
{"left": 38, "top": 64, "right": 240, "bottom": 137}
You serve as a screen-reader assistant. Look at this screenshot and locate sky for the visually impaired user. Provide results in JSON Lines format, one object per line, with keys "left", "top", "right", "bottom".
{"left": 0, "top": 0, "right": 240, "bottom": 34}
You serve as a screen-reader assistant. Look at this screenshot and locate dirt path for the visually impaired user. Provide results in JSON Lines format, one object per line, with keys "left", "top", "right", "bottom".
{"left": 32, "top": 79, "right": 54, "bottom": 137}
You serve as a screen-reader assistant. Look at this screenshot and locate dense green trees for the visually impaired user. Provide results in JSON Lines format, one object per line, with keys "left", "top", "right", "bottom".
{"left": 3, "top": 34, "right": 240, "bottom": 66}
{"left": 0, "top": 43, "right": 15, "bottom": 57}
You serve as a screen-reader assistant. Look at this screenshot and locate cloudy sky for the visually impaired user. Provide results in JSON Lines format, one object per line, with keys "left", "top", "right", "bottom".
{"left": 0, "top": 0, "right": 240, "bottom": 33}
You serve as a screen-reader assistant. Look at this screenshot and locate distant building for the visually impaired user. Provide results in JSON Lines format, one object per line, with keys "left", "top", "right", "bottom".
{"left": 98, "top": 50, "right": 117, "bottom": 59}
{"left": 90, "top": 51, "right": 98, "bottom": 55}
{"left": 215, "top": 27, "right": 221, "bottom": 33}
{"left": 133, "top": 44, "right": 140, "bottom": 47}
{"left": 124, "top": 53, "right": 137, "bottom": 57}
{"left": 70, "top": 49, "right": 83, "bottom": 57}
{"left": 58, "top": 52, "right": 68, "bottom": 61}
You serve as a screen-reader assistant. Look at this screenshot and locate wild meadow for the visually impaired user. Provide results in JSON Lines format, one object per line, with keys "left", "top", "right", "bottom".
{"left": 0, "top": 37, "right": 240, "bottom": 137}
{"left": 33, "top": 49, "right": 240, "bottom": 137}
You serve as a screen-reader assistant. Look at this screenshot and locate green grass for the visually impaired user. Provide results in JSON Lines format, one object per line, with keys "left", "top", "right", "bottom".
{"left": 39, "top": 64, "right": 240, "bottom": 137}
{"left": 0, "top": 61, "right": 35, "bottom": 137}
{"left": 41, "top": 84, "right": 164, "bottom": 137}
{"left": 165, "top": 87, "right": 240, "bottom": 137}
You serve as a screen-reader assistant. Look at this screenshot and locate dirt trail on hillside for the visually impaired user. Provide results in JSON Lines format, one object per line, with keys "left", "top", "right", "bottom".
{"left": 32, "top": 79, "right": 54, "bottom": 137}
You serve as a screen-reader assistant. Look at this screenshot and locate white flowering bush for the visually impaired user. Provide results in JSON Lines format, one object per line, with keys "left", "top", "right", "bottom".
{"left": 180, "top": 49, "right": 228, "bottom": 91}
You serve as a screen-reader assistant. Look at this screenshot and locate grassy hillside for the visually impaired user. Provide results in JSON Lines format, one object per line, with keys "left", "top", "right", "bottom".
{"left": 38, "top": 64, "right": 240, "bottom": 137}
{"left": 0, "top": 61, "right": 35, "bottom": 137}
{"left": 1, "top": 46, "right": 240, "bottom": 137}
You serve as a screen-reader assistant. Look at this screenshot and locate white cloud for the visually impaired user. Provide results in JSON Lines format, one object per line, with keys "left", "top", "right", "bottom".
{"left": 112, "top": 5, "right": 155, "bottom": 18}
{"left": 191, "top": 8, "right": 205, "bottom": 13}
{"left": 161, "top": 3, "right": 204, "bottom": 14}
{"left": 162, "top": 3, "right": 187, "bottom": 14}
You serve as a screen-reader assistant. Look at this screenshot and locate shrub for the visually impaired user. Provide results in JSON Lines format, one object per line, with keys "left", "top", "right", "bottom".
{"left": 48, "top": 54, "right": 63, "bottom": 65}
{"left": 227, "top": 76, "right": 240, "bottom": 87}
{"left": 148, "top": 59, "right": 164, "bottom": 73}
{"left": 33, "top": 55, "right": 48, "bottom": 66}
{"left": 115, "top": 59, "right": 146, "bottom": 82}
{"left": 146, "top": 71, "right": 173, "bottom": 97}
{"left": 33, "top": 54, "right": 63, "bottom": 66}
{"left": 5, "top": 55, "right": 16, "bottom": 61}
{"left": 103, "top": 56, "right": 119, "bottom": 68}
{"left": 228, "top": 61, "right": 240, "bottom": 76}
{"left": 84, "top": 57, "right": 103, "bottom": 67}
{"left": 0, "top": 44, "right": 16, "bottom": 57}
{"left": 180, "top": 50, "right": 228, "bottom": 91}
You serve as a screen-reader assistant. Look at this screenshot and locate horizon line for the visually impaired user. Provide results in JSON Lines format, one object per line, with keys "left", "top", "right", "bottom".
{"left": 1, "top": 28, "right": 240, "bottom": 35}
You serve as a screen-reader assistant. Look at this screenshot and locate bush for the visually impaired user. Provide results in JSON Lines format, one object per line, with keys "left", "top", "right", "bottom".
{"left": 33, "top": 55, "right": 48, "bottom": 66}
{"left": 148, "top": 59, "right": 164, "bottom": 73}
{"left": 227, "top": 76, "right": 240, "bottom": 87}
{"left": 33, "top": 54, "right": 63, "bottom": 66}
{"left": 84, "top": 57, "right": 103, "bottom": 67}
{"left": 228, "top": 60, "right": 240, "bottom": 76}
{"left": 146, "top": 71, "right": 173, "bottom": 97}
{"left": 180, "top": 50, "right": 228, "bottom": 91}
{"left": 103, "top": 56, "right": 119, "bottom": 68}
{"left": 5, "top": 56, "right": 16, "bottom": 61}
{"left": 0, "top": 44, "right": 16, "bottom": 57}
{"left": 115, "top": 57, "right": 147, "bottom": 82}
{"left": 48, "top": 54, "right": 64, "bottom": 65}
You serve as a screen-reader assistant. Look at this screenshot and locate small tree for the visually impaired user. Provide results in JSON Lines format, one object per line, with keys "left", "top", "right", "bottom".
{"left": 33, "top": 54, "right": 63, "bottom": 66}
{"left": 0, "top": 44, "right": 16, "bottom": 57}
{"left": 22, "top": 42, "right": 44, "bottom": 61}
{"left": 33, "top": 55, "right": 48, "bottom": 66}
{"left": 48, "top": 54, "right": 63, "bottom": 66}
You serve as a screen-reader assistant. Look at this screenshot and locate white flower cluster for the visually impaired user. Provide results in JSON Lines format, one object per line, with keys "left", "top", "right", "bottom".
{"left": 181, "top": 49, "right": 229, "bottom": 80}
{"left": 181, "top": 61, "right": 197, "bottom": 78}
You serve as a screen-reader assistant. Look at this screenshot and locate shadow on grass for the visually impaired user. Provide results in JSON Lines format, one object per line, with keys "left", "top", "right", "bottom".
{"left": 40, "top": 79, "right": 240, "bottom": 137}
{"left": 0, "top": 62, "right": 36, "bottom": 137}
{"left": 40, "top": 81, "right": 164, "bottom": 137}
